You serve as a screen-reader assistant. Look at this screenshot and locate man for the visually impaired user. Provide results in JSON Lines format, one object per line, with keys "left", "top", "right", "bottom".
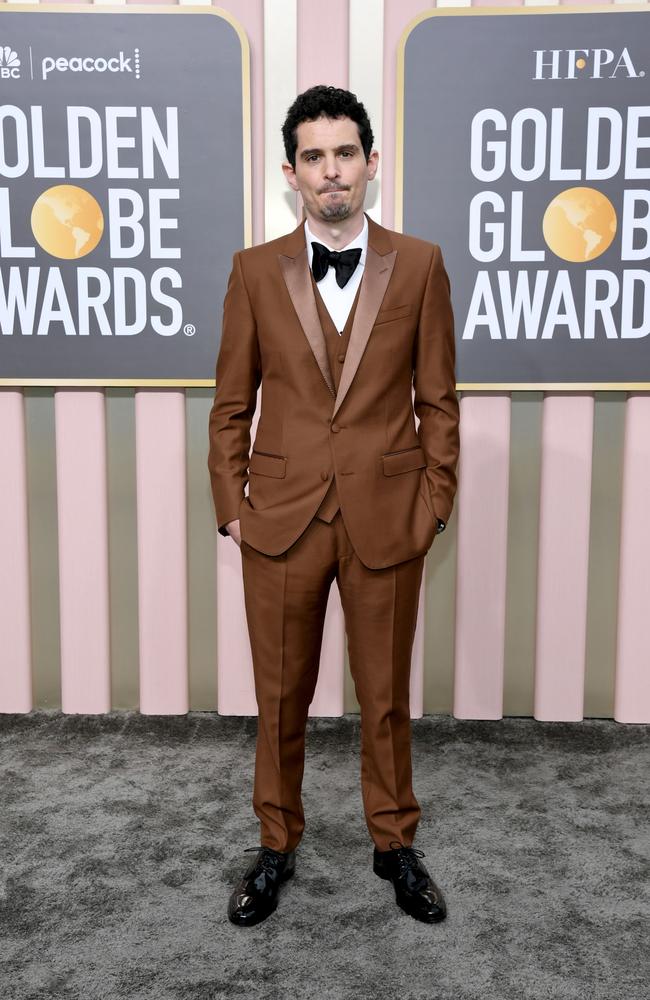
{"left": 207, "top": 85, "right": 460, "bottom": 926}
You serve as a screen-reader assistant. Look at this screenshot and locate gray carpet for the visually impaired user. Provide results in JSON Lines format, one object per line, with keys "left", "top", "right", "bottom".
{"left": 1, "top": 712, "right": 648, "bottom": 1000}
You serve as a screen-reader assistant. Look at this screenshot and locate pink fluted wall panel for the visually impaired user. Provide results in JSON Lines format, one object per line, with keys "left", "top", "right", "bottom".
{"left": 135, "top": 390, "right": 189, "bottom": 714}
{"left": 535, "top": 396, "right": 595, "bottom": 721}
{"left": 615, "top": 395, "right": 650, "bottom": 723}
{"left": 0, "top": 392, "right": 32, "bottom": 713}
{"left": 454, "top": 395, "right": 511, "bottom": 719}
{"left": 55, "top": 391, "right": 111, "bottom": 713}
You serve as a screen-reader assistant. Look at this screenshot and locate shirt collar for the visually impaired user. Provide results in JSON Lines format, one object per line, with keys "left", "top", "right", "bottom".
{"left": 305, "top": 212, "right": 368, "bottom": 269}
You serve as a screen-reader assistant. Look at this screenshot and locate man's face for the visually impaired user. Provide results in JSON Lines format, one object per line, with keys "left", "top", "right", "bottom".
{"left": 282, "top": 114, "right": 378, "bottom": 223}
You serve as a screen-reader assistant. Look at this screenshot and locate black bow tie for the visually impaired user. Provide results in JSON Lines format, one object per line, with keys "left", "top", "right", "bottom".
{"left": 311, "top": 241, "right": 362, "bottom": 288}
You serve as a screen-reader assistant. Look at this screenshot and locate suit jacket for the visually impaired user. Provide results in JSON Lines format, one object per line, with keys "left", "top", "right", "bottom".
{"left": 207, "top": 210, "right": 460, "bottom": 570}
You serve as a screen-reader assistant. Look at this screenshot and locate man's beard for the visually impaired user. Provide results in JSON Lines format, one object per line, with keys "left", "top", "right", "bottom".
{"left": 320, "top": 202, "right": 350, "bottom": 219}
{"left": 317, "top": 194, "right": 351, "bottom": 220}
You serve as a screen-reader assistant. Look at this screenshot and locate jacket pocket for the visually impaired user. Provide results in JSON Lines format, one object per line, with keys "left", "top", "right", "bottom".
{"left": 382, "top": 445, "right": 427, "bottom": 476}
{"left": 374, "top": 304, "right": 412, "bottom": 326}
{"left": 249, "top": 449, "right": 286, "bottom": 478}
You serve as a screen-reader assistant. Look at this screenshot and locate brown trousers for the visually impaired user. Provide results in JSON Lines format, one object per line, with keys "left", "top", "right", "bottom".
{"left": 240, "top": 508, "right": 425, "bottom": 853}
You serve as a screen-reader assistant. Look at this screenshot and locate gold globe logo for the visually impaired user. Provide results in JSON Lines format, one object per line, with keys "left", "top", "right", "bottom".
{"left": 542, "top": 186, "right": 617, "bottom": 263}
{"left": 31, "top": 184, "right": 104, "bottom": 259}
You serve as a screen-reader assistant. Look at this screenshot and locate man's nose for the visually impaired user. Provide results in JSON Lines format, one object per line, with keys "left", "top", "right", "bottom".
{"left": 323, "top": 157, "right": 340, "bottom": 179}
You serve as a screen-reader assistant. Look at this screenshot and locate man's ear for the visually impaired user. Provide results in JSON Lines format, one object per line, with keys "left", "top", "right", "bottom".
{"left": 282, "top": 161, "right": 299, "bottom": 192}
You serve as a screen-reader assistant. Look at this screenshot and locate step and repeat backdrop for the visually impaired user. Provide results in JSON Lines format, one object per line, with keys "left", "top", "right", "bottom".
{"left": 0, "top": 5, "right": 250, "bottom": 385}
{"left": 2, "top": 6, "right": 648, "bottom": 388}
{"left": 399, "top": 6, "right": 650, "bottom": 387}
{"left": 0, "top": 1, "right": 648, "bottom": 723}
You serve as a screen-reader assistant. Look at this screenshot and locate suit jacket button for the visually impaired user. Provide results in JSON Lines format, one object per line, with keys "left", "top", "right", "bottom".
{"left": 337, "top": 354, "right": 345, "bottom": 363}
{"left": 321, "top": 471, "right": 329, "bottom": 481}
{"left": 331, "top": 422, "right": 340, "bottom": 433}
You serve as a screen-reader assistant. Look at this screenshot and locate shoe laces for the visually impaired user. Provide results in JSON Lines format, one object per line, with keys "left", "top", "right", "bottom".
{"left": 243, "top": 845, "right": 286, "bottom": 877}
{"left": 387, "top": 840, "right": 428, "bottom": 884}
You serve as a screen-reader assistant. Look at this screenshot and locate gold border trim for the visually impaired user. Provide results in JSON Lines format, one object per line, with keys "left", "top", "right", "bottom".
{"left": 0, "top": 3, "right": 252, "bottom": 389}
{"left": 0, "top": 378, "right": 217, "bottom": 387}
{"left": 2, "top": 379, "right": 648, "bottom": 391}
{"left": 394, "top": 2, "right": 650, "bottom": 394}
{"left": 457, "top": 382, "right": 650, "bottom": 392}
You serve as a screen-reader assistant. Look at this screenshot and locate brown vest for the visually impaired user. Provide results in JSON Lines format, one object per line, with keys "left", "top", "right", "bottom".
{"left": 311, "top": 272, "right": 362, "bottom": 523}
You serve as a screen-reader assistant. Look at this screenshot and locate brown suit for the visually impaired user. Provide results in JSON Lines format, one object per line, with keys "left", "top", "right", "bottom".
{"left": 208, "top": 211, "right": 460, "bottom": 852}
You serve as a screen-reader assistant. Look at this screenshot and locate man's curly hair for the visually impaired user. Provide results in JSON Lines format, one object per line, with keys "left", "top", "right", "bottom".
{"left": 281, "top": 85, "right": 374, "bottom": 170}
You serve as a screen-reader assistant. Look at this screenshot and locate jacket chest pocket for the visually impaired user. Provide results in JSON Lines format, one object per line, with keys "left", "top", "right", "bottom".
{"left": 374, "top": 304, "right": 412, "bottom": 326}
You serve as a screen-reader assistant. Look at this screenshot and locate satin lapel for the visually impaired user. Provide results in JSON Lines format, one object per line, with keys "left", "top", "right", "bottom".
{"left": 331, "top": 245, "right": 397, "bottom": 420}
{"left": 277, "top": 247, "right": 336, "bottom": 398}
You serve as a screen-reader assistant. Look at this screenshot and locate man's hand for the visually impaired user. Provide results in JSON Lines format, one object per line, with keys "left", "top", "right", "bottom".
{"left": 224, "top": 518, "right": 242, "bottom": 546}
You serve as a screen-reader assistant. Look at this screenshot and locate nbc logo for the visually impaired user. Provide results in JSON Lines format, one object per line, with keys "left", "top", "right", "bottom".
{"left": 0, "top": 45, "right": 21, "bottom": 80}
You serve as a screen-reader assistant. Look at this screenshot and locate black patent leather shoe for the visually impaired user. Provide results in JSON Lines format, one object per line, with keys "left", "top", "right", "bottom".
{"left": 227, "top": 845, "right": 296, "bottom": 926}
{"left": 373, "top": 840, "right": 447, "bottom": 923}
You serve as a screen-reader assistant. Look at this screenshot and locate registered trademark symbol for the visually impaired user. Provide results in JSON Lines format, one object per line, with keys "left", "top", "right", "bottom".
{"left": 184, "top": 323, "right": 196, "bottom": 336}
{"left": 640, "top": 71, "right": 646, "bottom": 77}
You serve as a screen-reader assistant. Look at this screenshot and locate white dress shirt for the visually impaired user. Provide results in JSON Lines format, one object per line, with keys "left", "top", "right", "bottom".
{"left": 305, "top": 213, "right": 368, "bottom": 335}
